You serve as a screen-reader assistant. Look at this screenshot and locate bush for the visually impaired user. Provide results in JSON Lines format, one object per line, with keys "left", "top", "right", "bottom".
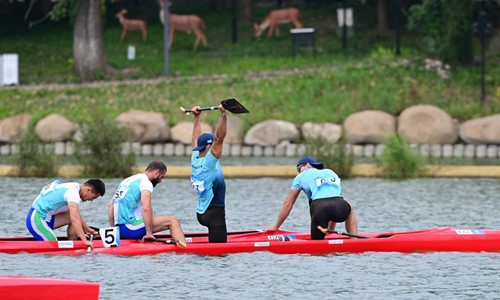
{"left": 377, "top": 134, "right": 427, "bottom": 179}
{"left": 74, "top": 114, "right": 136, "bottom": 178}
{"left": 304, "top": 138, "right": 354, "bottom": 179}
{"left": 13, "top": 127, "right": 57, "bottom": 177}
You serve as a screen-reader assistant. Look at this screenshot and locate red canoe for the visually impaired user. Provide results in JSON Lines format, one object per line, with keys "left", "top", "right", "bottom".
{"left": 0, "top": 276, "right": 99, "bottom": 300}
{"left": 1, "top": 227, "right": 500, "bottom": 256}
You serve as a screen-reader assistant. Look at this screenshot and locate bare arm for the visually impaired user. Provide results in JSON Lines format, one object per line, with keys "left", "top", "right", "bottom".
{"left": 140, "top": 191, "right": 154, "bottom": 237}
{"left": 191, "top": 106, "right": 202, "bottom": 147}
{"left": 68, "top": 203, "right": 89, "bottom": 243}
{"left": 267, "top": 189, "right": 300, "bottom": 231}
{"left": 210, "top": 105, "right": 227, "bottom": 159}
{"left": 108, "top": 200, "right": 115, "bottom": 227}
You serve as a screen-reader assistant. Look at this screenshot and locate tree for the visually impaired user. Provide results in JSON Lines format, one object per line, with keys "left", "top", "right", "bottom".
{"left": 240, "top": 0, "right": 253, "bottom": 24}
{"left": 72, "top": 0, "right": 114, "bottom": 81}
{"left": 377, "top": 0, "right": 389, "bottom": 34}
{"left": 408, "top": 0, "right": 473, "bottom": 65}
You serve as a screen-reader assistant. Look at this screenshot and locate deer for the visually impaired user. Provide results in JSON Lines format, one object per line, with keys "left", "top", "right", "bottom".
{"left": 115, "top": 9, "right": 147, "bottom": 41}
{"left": 159, "top": 0, "right": 207, "bottom": 50}
{"left": 254, "top": 7, "right": 302, "bottom": 38}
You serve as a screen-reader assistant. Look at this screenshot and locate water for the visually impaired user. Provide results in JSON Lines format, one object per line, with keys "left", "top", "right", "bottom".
{"left": 1, "top": 177, "right": 500, "bottom": 299}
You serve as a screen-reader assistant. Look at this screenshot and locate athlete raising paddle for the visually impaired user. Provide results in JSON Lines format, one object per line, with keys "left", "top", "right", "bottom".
{"left": 190, "top": 104, "right": 228, "bottom": 243}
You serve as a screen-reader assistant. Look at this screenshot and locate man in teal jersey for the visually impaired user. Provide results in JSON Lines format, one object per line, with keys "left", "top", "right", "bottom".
{"left": 267, "top": 156, "right": 358, "bottom": 240}
{"left": 108, "top": 160, "right": 186, "bottom": 246}
{"left": 26, "top": 179, "right": 106, "bottom": 248}
{"left": 190, "top": 104, "right": 228, "bottom": 243}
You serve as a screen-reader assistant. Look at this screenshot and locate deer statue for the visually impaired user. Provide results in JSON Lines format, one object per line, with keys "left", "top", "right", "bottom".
{"left": 159, "top": 0, "right": 207, "bottom": 50}
{"left": 115, "top": 9, "right": 148, "bottom": 41}
{"left": 254, "top": 7, "right": 302, "bottom": 37}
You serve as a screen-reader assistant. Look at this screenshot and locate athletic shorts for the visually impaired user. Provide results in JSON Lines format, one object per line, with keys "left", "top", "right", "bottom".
{"left": 118, "top": 220, "right": 146, "bottom": 239}
{"left": 197, "top": 206, "right": 227, "bottom": 243}
{"left": 26, "top": 207, "right": 57, "bottom": 241}
{"left": 309, "top": 197, "right": 352, "bottom": 240}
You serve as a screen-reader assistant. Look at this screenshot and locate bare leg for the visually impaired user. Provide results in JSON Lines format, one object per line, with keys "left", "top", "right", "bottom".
{"left": 327, "top": 221, "right": 336, "bottom": 231}
{"left": 53, "top": 212, "right": 77, "bottom": 239}
{"left": 345, "top": 208, "right": 358, "bottom": 235}
{"left": 152, "top": 215, "right": 186, "bottom": 247}
{"left": 67, "top": 224, "right": 78, "bottom": 240}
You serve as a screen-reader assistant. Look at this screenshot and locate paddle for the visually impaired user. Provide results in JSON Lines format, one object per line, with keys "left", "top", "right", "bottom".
{"left": 87, "top": 234, "right": 94, "bottom": 253}
{"left": 317, "top": 226, "right": 369, "bottom": 239}
{"left": 179, "top": 98, "right": 249, "bottom": 115}
{"left": 143, "top": 237, "right": 187, "bottom": 248}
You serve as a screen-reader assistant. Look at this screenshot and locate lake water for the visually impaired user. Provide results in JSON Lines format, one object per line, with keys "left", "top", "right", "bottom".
{"left": 1, "top": 177, "right": 500, "bottom": 299}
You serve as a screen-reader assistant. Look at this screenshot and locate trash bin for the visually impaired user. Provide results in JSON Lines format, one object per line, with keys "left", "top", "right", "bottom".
{"left": 0, "top": 54, "right": 19, "bottom": 86}
{"left": 290, "top": 28, "right": 316, "bottom": 58}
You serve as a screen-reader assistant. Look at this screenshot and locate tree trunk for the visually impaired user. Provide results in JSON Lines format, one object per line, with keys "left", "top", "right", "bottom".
{"left": 73, "top": 0, "right": 113, "bottom": 81}
{"left": 377, "top": 0, "right": 389, "bottom": 34}
{"left": 240, "top": 0, "right": 253, "bottom": 24}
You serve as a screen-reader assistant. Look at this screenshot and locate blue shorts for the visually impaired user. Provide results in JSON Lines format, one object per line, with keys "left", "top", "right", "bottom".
{"left": 118, "top": 220, "right": 146, "bottom": 239}
{"left": 26, "top": 207, "right": 57, "bottom": 241}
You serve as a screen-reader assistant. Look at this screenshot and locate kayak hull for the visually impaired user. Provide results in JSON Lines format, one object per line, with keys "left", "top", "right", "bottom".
{"left": 0, "top": 276, "right": 99, "bottom": 300}
{"left": 1, "top": 227, "right": 500, "bottom": 256}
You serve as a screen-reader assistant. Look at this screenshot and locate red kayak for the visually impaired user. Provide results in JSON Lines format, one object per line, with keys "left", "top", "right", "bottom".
{"left": 0, "top": 276, "right": 99, "bottom": 300}
{"left": 1, "top": 227, "right": 500, "bottom": 256}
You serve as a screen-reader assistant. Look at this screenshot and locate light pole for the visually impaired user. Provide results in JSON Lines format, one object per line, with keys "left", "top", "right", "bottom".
{"left": 473, "top": 4, "right": 492, "bottom": 106}
{"left": 163, "top": 0, "right": 170, "bottom": 76}
{"left": 232, "top": 0, "right": 237, "bottom": 43}
{"left": 395, "top": 0, "right": 401, "bottom": 56}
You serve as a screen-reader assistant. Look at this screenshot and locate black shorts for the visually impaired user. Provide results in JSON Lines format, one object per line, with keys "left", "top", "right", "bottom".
{"left": 309, "top": 197, "right": 352, "bottom": 240}
{"left": 197, "top": 206, "right": 227, "bottom": 243}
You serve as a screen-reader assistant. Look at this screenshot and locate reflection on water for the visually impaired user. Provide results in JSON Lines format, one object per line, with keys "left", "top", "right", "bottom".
{"left": 1, "top": 177, "right": 500, "bottom": 299}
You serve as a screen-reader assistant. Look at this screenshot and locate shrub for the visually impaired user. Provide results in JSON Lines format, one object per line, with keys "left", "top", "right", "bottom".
{"left": 377, "top": 134, "right": 427, "bottom": 179}
{"left": 13, "top": 127, "right": 57, "bottom": 177}
{"left": 304, "top": 138, "right": 354, "bottom": 179}
{"left": 74, "top": 114, "right": 136, "bottom": 178}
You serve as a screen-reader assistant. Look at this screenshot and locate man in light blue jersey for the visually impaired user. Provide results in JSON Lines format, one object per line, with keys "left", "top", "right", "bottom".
{"left": 108, "top": 161, "right": 186, "bottom": 246}
{"left": 190, "top": 104, "right": 227, "bottom": 243}
{"left": 26, "top": 179, "right": 106, "bottom": 248}
{"left": 267, "top": 156, "right": 358, "bottom": 240}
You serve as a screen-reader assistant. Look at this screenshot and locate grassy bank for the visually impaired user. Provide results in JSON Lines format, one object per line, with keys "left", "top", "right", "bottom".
{"left": 0, "top": 2, "right": 499, "bottom": 129}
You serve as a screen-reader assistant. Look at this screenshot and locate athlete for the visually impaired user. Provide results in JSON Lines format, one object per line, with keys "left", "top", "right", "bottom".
{"left": 266, "top": 156, "right": 358, "bottom": 240}
{"left": 26, "top": 179, "right": 106, "bottom": 248}
{"left": 108, "top": 160, "right": 186, "bottom": 246}
{"left": 190, "top": 104, "right": 228, "bottom": 243}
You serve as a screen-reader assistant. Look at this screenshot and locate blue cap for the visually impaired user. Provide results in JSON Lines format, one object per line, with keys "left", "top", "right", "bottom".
{"left": 296, "top": 156, "right": 323, "bottom": 169}
{"left": 194, "top": 133, "right": 214, "bottom": 151}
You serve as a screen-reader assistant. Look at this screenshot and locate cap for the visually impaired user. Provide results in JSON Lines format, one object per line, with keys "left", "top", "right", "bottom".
{"left": 296, "top": 156, "right": 324, "bottom": 170}
{"left": 193, "top": 133, "right": 214, "bottom": 152}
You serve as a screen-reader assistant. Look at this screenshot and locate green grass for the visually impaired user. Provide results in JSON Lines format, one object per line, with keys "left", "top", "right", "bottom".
{"left": 0, "top": 2, "right": 499, "bottom": 130}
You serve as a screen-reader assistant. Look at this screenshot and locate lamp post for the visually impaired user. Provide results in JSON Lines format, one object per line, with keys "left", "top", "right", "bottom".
{"left": 163, "top": 0, "right": 170, "bottom": 76}
{"left": 395, "top": 0, "right": 401, "bottom": 56}
{"left": 342, "top": 0, "right": 347, "bottom": 49}
{"left": 232, "top": 0, "right": 237, "bottom": 43}
{"left": 473, "top": 5, "right": 492, "bottom": 107}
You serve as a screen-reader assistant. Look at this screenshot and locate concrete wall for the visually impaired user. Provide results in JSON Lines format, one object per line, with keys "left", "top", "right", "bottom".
{"left": 1, "top": 142, "right": 499, "bottom": 159}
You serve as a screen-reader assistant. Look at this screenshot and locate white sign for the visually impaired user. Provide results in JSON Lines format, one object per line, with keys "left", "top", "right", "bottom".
{"left": 57, "top": 241, "right": 75, "bottom": 248}
{"left": 99, "top": 227, "right": 120, "bottom": 247}
{"left": 127, "top": 45, "right": 136, "bottom": 60}
{"left": 337, "top": 8, "right": 354, "bottom": 27}
{"left": 0, "top": 54, "right": 19, "bottom": 86}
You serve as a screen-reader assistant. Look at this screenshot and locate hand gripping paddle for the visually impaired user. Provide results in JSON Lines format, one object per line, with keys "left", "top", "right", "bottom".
{"left": 180, "top": 98, "right": 249, "bottom": 115}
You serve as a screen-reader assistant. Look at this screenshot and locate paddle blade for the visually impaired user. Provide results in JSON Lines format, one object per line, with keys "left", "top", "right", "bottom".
{"left": 221, "top": 98, "right": 249, "bottom": 114}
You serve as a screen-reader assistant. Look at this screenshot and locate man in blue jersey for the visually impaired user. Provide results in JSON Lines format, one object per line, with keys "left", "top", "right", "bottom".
{"left": 108, "top": 160, "right": 186, "bottom": 246}
{"left": 26, "top": 179, "right": 106, "bottom": 248}
{"left": 190, "top": 104, "right": 227, "bottom": 243}
{"left": 267, "top": 156, "right": 358, "bottom": 240}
